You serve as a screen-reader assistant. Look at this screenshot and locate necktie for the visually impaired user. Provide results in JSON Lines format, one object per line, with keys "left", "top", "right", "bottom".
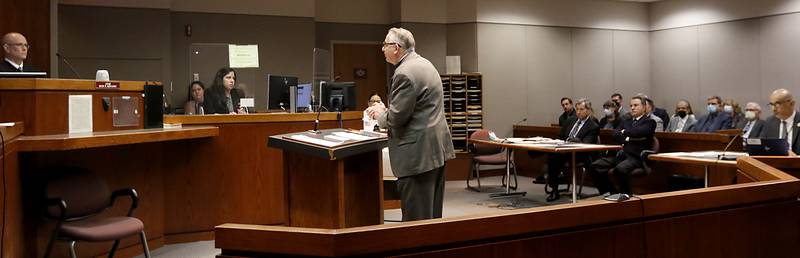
{"left": 781, "top": 120, "right": 788, "bottom": 139}
{"left": 743, "top": 121, "right": 753, "bottom": 137}
{"left": 569, "top": 120, "right": 583, "bottom": 139}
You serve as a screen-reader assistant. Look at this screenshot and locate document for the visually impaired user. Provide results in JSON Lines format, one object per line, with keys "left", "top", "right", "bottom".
{"left": 332, "top": 131, "right": 376, "bottom": 141}
{"left": 228, "top": 44, "right": 259, "bottom": 68}
{"left": 290, "top": 134, "right": 341, "bottom": 147}
{"left": 446, "top": 56, "right": 461, "bottom": 75}
{"left": 68, "top": 95, "right": 93, "bottom": 133}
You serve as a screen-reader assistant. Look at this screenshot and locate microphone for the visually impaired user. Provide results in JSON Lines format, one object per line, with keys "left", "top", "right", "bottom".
{"left": 56, "top": 53, "right": 81, "bottom": 79}
{"left": 717, "top": 131, "right": 741, "bottom": 161}
{"left": 337, "top": 111, "right": 343, "bottom": 129}
{"left": 311, "top": 105, "right": 329, "bottom": 134}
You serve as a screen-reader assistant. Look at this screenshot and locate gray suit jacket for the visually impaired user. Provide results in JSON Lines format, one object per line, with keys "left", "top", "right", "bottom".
{"left": 758, "top": 113, "right": 800, "bottom": 154}
{"left": 666, "top": 114, "right": 697, "bottom": 132}
{"left": 378, "top": 52, "right": 456, "bottom": 178}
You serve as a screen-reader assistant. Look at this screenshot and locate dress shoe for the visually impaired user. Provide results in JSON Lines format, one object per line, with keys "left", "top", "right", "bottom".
{"left": 533, "top": 174, "right": 547, "bottom": 184}
{"left": 546, "top": 192, "right": 560, "bottom": 202}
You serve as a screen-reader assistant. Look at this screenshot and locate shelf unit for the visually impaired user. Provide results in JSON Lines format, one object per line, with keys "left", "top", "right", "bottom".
{"left": 441, "top": 73, "right": 483, "bottom": 153}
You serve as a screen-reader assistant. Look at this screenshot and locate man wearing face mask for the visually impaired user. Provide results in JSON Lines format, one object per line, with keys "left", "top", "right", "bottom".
{"left": 741, "top": 102, "right": 764, "bottom": 139}
{"left": 599, "top": 100, "right": 622, "bottom": 129}
{"left": 722, "top": 99, "right": 746, "bottom": 129}
{"left": 667, "top": 100, "right": 697, "bottom": 132}
{"left": 688, "top": 96, "right": 732, "bottom": 132}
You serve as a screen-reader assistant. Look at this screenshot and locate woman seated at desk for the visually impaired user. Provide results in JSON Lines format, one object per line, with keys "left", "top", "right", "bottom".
{"left": 204, "top": 67, "right": 246, "bottom": 114}
{"left": 363, "top": 93, "right": 382, "bottom": 131}
{"left": 184, "top": 81, "right": 205, "bottom": 115}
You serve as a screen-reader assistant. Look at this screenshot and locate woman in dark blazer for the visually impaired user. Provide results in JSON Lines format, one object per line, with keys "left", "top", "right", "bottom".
{"left": 203, "top": 67, "right": 244, "bottom": 114}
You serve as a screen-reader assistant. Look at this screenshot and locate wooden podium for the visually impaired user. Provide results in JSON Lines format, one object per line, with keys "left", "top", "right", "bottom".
{"left": 268, "top": 129, "right": 387, "bottom": 229}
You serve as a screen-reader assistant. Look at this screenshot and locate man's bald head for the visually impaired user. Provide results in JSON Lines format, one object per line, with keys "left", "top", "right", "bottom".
{"left": 769, "top": 88, "right": 796, "bottom": 120}
{"left": 2, "top": 32, "right": 29, "bottom": 64}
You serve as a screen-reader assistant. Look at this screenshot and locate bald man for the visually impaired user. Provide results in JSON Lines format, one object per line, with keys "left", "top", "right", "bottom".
{"left": 759, "top": 89, "right": 800, "bottom": 155}
{"left": 1, "top": 32, "right": 35, "bottom": 72}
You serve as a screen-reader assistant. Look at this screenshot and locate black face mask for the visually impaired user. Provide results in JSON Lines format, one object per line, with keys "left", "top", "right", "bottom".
{"left": 677, "top": 110, "right": 687, "bottom": 118}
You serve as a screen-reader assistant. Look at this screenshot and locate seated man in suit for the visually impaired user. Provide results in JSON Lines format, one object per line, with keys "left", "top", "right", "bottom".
{"left": 741, "top": 102, "right": 764, "bottom": 140}
{"left": 545, "top": 98, "right": 599, "bottom": 202}
{"left": 689, "top": 96, "right": 732, "bottom": 132}
{"left": 759, "top": 89, "right": 800, "bottom": 155}
{"left": 667, "top": 99, "right": 697, "bottom": 132}
{"left": 1, "top": 32, "right": 35, "bottom": 72}
{"left": 641, "top": 96, "right": 664, "bottom": 132}
{"left": 590, "top": 96, "right": 656, "bottom": 195}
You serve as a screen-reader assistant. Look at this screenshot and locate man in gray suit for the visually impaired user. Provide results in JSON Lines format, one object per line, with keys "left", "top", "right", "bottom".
{"left": 759, "top": 89, "right": 800, "bottom": 155}
{"left": 741, "top": 102, "right": 764, "bottom": 139}
{"left": 666, "top": 99, "right": 697, "bottom": 132}
{"left": 367, "top": 28, "right": 456, "bottom": 221}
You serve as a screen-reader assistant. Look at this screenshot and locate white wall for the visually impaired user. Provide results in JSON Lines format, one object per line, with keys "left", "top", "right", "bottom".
{"left": 476, "top": 0, "right": 650, "bottom": 31}
{"left": 478, "top": 23, "right": 651, "bottom": 135}
{"left": 651, "top": 0, "right": 800, "bottom": 30}
{"left": 651, "top": 12, "right": 800, "bottom": 118}
{"left": 315, "top": 0, "right": 391, "bottom": 24}
{"left": 400, "top": 0, "right": 447, "bottom": 23}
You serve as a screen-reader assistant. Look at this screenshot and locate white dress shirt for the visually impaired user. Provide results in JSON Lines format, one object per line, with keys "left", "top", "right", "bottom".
{"left": 779, "top": 111, "right": 796, "bottom": 150}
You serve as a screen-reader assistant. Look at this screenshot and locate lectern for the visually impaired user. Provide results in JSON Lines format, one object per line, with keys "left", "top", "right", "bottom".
{"left": 268, "top": 129, "right": 387, "bottom": 228}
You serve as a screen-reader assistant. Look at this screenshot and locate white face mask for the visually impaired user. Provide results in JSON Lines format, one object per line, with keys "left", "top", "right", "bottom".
{"left": 745, "top": 111, "right": 757, "bottom": 120}
{"left": 603, "top": 109, "right": 613, "bottom": 116}
{"left": 723, "top": 105, "right": 733, "bottom": 113}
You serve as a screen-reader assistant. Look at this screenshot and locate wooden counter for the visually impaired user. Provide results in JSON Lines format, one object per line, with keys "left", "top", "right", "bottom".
{"left": 3, "top": 112, "right": 363, "bottom": 258}
{"left": 16, "top": 126, "right": 218, "bottom": 152}
{"left": 0, "top": 78, "right": 159, "bottom": 136}
{"left": 215, "top": 156, "right": 800, "bottom": 257}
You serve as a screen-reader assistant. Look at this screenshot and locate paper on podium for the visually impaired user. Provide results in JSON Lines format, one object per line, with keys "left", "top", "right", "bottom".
{"left": 290, "top": 134, "right": 342, "bottom": 147}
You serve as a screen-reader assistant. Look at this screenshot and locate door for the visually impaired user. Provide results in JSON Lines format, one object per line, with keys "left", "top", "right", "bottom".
{"left": 332, "top": 43, "right": 388, "bottom": 110}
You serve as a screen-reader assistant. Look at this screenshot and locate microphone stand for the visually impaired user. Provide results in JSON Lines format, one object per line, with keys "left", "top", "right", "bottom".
{"left": 337, "top": 111, "right": 343, "bottom": 129}
{"left": 717, "top": 132, "right": 741, "bottom": 161}
{"left": 311, "top": 105, "right": 329, "bottom": 133}
{"left": 56, "top": 53, "right": 81, "bottom": 79}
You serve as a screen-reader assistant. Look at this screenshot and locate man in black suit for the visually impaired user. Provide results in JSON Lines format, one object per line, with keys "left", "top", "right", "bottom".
{"left": 558, "top": 97, "right": 576, "bottom": 127}
{"left": 591, "top": 96, "right": 656, "bottom": 195}
{"left": 759, "top": 89, "right": 800, "bottom": 155}
{"left": 1, "top": 32, "right": 35, "bottom": 72}
{"left": 545, "top": 98, "right": 599, "bottom": 202}
{"left": 741, "top": 102, "right": 765, "bottom": 140}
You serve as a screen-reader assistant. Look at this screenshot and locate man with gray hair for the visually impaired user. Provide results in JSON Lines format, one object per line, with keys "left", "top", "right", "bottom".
{"left": 741, "top": 102, "right": 764, "bottom": 139}
{"left": 367, "top": 28, "right": 455, "bottom": 221}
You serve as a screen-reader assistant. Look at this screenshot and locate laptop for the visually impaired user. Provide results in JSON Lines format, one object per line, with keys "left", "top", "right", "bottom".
{"left": 744, "top": 138, "right": 789, "bottom": 156}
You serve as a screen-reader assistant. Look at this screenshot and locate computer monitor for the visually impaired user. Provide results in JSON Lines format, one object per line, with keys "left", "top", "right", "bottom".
{"left": 296, "top": 83, "right": 312, "bottom": 112}
{"left": 321, "top": 81, "right": 356, "bottom": 111}
{"left": 266, "top": 74, "right": 298, "bottom": 110}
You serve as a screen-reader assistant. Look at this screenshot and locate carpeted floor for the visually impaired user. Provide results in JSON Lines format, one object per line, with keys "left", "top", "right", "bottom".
{"left": 136, "top": 175, "right": 602, "bottom": 258}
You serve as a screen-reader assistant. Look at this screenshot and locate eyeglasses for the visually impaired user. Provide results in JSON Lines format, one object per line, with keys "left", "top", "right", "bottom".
{"left": 769, "top": 100, "right": 792, "bottom": 107}
{"left": 5, "top": 43, "right": 30, "bottom": 48}
{"left": 381, "top": 42, "right": 401, "bottom": 50}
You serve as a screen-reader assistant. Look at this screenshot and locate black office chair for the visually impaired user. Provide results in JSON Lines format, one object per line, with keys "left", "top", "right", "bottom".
{"left": 42, "top": 167, "right": 151, "bottom": 258}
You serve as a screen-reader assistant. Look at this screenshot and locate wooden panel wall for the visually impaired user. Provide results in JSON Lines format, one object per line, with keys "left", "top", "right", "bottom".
{"left": 0, "top": 0, "right": 50, "bottom": 73}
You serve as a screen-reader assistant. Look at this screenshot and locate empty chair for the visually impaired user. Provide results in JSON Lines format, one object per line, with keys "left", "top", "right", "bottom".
{"left": 467, "top": 129, "right": 518, "bottom": 192}
{"left": 42, "top": 167, "right": 151, "bottom": 258}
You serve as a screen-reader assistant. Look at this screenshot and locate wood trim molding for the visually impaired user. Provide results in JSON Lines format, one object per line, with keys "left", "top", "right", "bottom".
{"left": 16, "top": 126, "right": 218, "bottom": 151}
{"left": 164, "top": 112, "right": 362, "bottom": 124}
{"left": 0, "top": 78, "right": 158, "bottom": 91}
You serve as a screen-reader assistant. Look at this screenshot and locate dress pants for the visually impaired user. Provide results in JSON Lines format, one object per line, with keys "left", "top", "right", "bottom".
{"left": 590, "top": 152, "right": 643, "bottom": 194}
{"left": 397, "top": 165, "right": 446, "bottom": 221}
{"left": 547, "top": 153, "right": 593, "bottom": 189}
